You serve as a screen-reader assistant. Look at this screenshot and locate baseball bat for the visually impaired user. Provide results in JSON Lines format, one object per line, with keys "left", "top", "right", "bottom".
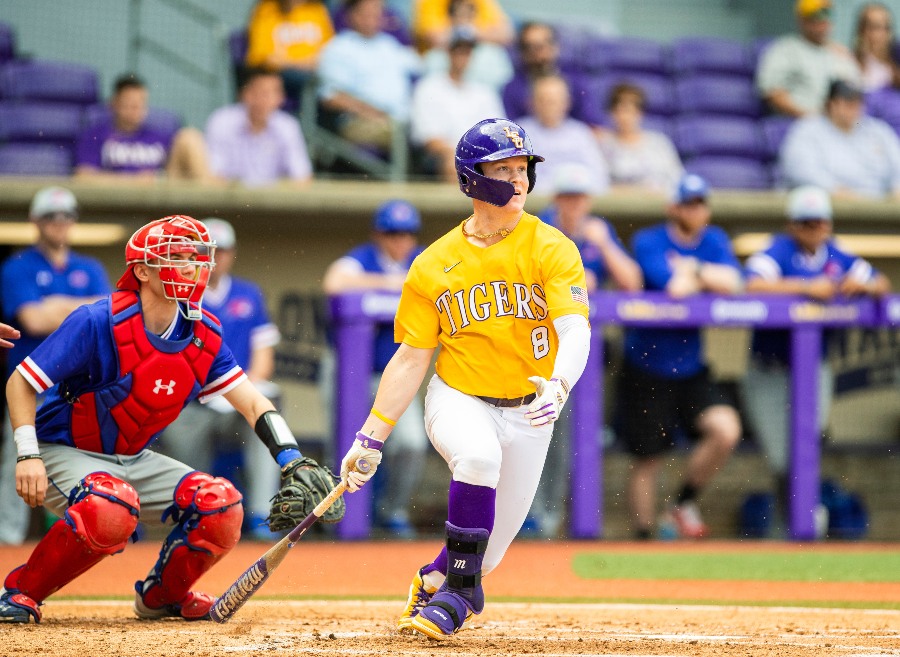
{"left": 209, "top": 458, "right": 370, "bottom": 623}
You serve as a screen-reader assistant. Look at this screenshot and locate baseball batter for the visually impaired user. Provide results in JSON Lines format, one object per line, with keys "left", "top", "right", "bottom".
{"left": 0, "top": 216, "right": 336, "bottom": 623}
{"left": 338, "top": 118, "right": 592, "bottom": 640}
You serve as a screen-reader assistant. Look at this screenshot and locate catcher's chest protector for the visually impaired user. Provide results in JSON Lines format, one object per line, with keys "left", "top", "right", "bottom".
{"left": 70, "top": 291, "right": 222, "bottom": 455}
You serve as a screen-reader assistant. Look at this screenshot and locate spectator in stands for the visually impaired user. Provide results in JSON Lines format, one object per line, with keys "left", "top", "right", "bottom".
{"left": 598, "top": 83, "right": 683, "bottom": 194}
{"left": 742, "top": 185, "right": 889, "bottom": 534}
{"left": 502, "top": 22, "right": 586, "bottom": 126}
{"left": 317, "top": 0, "right": 421, "bottom": 151}
{"left": 410, "top": 26, "right": 504, "bottom": 182}
{"left": 75, "top": 73, "right": 211, "bottom": 182}
{"left": 156, "top": 218, "right": 282, "bottom": 540}
{"left": 516, "top": 75, "right": 609, "bottom": 196}
{"left": 620, "top": 174, "right": 743, "bottom": 540}
{"left": 0, "top": 187, "right": 110, "bottom": 545}
{"left": 244, "top": 0, "right": 335, "bottom": 103}
{"left": 332, "top": 0, "right": 412, "bottom": 45}
{"left": 526, "top": 163, "right": 642, "bottom": 537}
{"left": 779, "top": 79, "right": 900, "bottom": 199}
{"left": 205, "top": 67, "right": 313, "bottom": 186}
{"left": 321, "top": 200, "right": 427, "bottom": 538}
{"left": 416, "top": 0, "right": 514, "bottom": 92}
{"left": 756, "top": 0, "right": 861, "bottom": 117}
{"left": 853, "top": 2, "right": 900, "bottom": 92}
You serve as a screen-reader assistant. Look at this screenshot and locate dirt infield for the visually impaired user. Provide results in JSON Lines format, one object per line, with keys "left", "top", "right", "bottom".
{"left": 1, "top": 541, "right": 898, "bottom": 656}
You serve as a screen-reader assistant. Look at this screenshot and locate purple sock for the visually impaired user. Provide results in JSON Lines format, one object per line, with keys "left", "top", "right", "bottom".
{"left": 427, "top": 480, "right": 496, "bottom": 575}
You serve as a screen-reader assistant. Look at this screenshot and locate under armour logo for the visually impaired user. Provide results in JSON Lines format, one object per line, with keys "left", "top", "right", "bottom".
{"left": 176, "top": 285, "right": 189, "bottom": 293}
{"left": 503, "top": 126, "right": 524, "bottom": 149}
{"left": 153, "top": 379, "right": 176, "bottom": 395}
{"left": 454, "top": 558, "right": 467, "bottom": 569}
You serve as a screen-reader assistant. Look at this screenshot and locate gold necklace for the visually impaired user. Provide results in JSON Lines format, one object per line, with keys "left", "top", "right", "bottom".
{"left": 460, "top": 216, "right": 518, "bottom": 240}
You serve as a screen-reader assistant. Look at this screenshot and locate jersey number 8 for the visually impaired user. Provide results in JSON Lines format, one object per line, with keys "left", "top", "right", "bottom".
{"left": 531, "top": 326, "right": 550, "bottom": 360}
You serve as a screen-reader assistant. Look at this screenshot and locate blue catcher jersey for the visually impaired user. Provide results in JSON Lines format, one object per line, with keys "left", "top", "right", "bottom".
{"left": 624, "top": 223, "right": 741, "bottom": 378}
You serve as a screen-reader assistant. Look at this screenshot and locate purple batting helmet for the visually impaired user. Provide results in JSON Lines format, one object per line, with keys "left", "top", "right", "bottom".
{"left": 455, "top": 118, "right": 545, "bottom": 206}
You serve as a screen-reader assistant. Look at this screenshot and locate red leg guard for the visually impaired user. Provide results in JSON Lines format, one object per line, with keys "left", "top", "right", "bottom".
{"left": 137, "top": 472, "right": 242, "bottom": 613}
{"left": 9, "top": 473, "right": 139, "bottom": 603}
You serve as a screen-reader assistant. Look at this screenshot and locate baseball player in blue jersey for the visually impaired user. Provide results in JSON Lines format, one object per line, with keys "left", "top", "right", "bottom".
{"left": 157, "top": 218, "right": 282, "bottom": 538}
{"left": 0, "top": 215, "right": 337, "bottom": 623}
{"left": 742, "top": 185, "right": 889, "bottom": 532}
{"left": 322, "top": 200, "right": 427, "bottom": 537}
{"left": 620, "top": 174, "right": 743, "bottom": 540}
{"left": 0, "top": 187, "right": 110, "bottom": 546}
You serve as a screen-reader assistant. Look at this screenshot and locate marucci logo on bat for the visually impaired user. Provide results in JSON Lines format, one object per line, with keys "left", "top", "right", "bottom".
{"left": 212, "top": 562, "right": 267, "bottom": 615}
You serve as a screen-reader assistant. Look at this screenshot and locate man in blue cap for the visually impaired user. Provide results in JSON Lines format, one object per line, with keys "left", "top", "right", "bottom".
{"left": 619, "top": 174, "right": 743, "bottom": 540}
{"left": 322, "top": 199, "right": 426, "bottom": 537}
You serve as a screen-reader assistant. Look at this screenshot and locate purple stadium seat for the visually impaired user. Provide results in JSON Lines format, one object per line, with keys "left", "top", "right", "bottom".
{"left": 582, "top": 72, "right": 676, "bottom": 124}
{"left": 589, "top": 36, "right": 670, "bottom": 75}
{"left": 0, "top": 143, "right": 73, "bottom": 176}
{"left": 865, "top": 87, "right": 900, "bottom": 135}
{"left": 674, "top": 115, "right": 765, "bottom": 160}
{"left": 684, "top": 155, "right": 771, "bottom": 190}
{"left": 0, "top": 22, "right": 15, "bottom": 65}
{"left": 554, "top": 24, "right": 591, "bottom": 74}
{"left": 0, "top": 60, "right": 99, "bottom": 105}
{"left": 674, "top": 74, "right": 762, "bottom": 117}
{"left": 0, "top": 101, "right": 84, "bottom": 147}
{"left": 83, "top": 104, "right": 183, "bottom": 137}
{"left": 642, "top": 114, "right": 674, "bottom": 140}
{"left": 229, "top": 29, "right": 248, "bottom": 66}
{"left": 759, "top": 115, "right": 795, "bottom": 160}
{"left": 671, "top": 37, "right": 754, "bottom": 76}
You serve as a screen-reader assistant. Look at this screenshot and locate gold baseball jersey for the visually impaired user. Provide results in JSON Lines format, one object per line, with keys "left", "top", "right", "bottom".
{"left": 395, "top": 212, "right": 588, "bottom": 398}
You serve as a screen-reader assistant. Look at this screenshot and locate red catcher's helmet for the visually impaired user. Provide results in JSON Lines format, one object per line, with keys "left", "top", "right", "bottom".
{"left": 116, "top": 215, "right": 215, "bottom": 321}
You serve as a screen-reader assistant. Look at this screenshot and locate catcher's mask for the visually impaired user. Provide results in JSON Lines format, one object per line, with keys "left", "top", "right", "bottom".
{"left": 117, "top": 215, "right": 215, "bottom": 321}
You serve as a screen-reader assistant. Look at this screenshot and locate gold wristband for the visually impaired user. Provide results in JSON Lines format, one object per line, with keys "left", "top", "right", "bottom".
{"left": 371, "top": 407, "right": 397, "bottom": 426}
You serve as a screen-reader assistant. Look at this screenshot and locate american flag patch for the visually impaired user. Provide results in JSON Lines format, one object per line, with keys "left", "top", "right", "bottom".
{"left": 570, "top": 285, "right": 588, "bottom": 306}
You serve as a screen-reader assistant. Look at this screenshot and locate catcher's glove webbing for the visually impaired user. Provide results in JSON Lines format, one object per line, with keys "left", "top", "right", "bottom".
{"left": 267, "top": 457, "right": 345, "bottom": 531}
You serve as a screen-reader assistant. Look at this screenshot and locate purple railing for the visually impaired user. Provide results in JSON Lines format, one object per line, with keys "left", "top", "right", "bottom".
{"left": 331, "top": 291, "right": 895, "bottom": 541}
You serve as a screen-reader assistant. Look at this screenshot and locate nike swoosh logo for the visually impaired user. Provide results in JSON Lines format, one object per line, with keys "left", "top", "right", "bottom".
{"left": 443, "top": 261, "right": 462, "bottom": 273}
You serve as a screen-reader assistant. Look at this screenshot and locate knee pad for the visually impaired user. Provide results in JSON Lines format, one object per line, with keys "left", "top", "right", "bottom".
{"left": 137, "top": 473, "right": 242, "bottom": 609}
{"left": 164, "top": 471, "right": 243, "bottom": 555}
{"left": 451, "top": 455, "right": 501, "bottom": 488}
{"left": 66, "top": 472, "right": 141, "bottom": 554}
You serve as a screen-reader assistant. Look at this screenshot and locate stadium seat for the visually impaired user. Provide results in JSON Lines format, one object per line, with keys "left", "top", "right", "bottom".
{"left": 674, "top": 114, "right": 765, "bottom": 159}
{"left": 0, "top": 22, "right": 15, "bottom": 65}
{"left": 0, "top": 60, "right": 99, "bottom": 105}
{"left": 554, "top": 24, "right": 591, "bottom": 74}
{"left": 674, "top": 74, "right": 762, "bottom": 117}
{"left": 581, "top": 72, "right": 676, "bottom": 126}
{"left": 0, "top": 101, "right": 84, "bottom": 148}
{"left": 684, "top": 155, "right": 772, "bottom": 190}
{"left": 865, "top": 87, "right": 900, "bottom": 135}
{"left": 671, "top": 37, "right": 754, "bottom": 77}
{"left": 586, "top": 36, "right": 670, "bottom": 75}
{"left": 759, "top": 114, "right": 795, "bottom": 160}
{"left": 0, "top": 143, "right": 73, "bottom": 176}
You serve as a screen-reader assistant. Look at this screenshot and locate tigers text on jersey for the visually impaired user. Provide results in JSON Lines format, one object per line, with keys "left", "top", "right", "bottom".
{"left": 395, "top": 212, "right": 588, "bottom": 398}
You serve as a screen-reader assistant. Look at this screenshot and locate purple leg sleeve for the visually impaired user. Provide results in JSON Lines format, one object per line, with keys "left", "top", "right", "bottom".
{"left": 427, "top": 480, "right": 496, "bottom": 575}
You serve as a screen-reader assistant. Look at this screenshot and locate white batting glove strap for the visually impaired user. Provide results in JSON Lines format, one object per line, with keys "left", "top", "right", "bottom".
{"left": 340, "top": 433, "right": 384, "bottom": 492}
{"left": 524, "top": 376, "right": 570, "bottom": 427}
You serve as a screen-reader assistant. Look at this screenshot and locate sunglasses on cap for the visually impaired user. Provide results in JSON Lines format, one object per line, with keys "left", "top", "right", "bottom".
{"left": 37, "top": 212, "right": 78, "bottom": 222}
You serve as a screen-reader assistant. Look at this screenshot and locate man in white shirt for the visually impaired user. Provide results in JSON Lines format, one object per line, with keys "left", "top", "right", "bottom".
{"left": 410, "top": 27, "right": 505, "bottom": 182}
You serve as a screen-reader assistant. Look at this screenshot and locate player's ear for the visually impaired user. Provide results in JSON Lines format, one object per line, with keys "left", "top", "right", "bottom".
{"left": 132, "top": 263, "right": 151, "bottom": 284}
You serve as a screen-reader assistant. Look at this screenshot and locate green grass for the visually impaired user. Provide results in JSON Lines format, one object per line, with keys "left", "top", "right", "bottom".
{"left": 572, "top": 551, "right": 900, "bottom": 583}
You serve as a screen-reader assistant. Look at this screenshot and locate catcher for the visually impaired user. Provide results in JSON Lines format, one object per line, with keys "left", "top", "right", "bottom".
{"left": 0, "top": 216, "right": 342, "bottom": 624}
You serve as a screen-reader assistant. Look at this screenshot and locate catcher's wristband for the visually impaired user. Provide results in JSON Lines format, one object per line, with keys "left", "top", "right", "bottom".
{"left": 255, "top": 411, "right": 300, "bottom": 461}
{"left": 355, "top": 431, "right": 384, "bottom": 451}
{"left": 14, "top": 425, "right": 39, "bottom": 458}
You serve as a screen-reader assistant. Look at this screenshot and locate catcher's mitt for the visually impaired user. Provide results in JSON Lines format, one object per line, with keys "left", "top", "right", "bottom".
{"left": 267, "top": 457, "right": 345, "bottom": 531}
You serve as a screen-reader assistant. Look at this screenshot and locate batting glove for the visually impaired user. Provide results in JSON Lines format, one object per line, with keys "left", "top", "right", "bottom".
{"left": 524, "top": 376, "right": 570, "bottom": 427}
{"left": 340, "top": 432, "right": 384, "bottom": 492}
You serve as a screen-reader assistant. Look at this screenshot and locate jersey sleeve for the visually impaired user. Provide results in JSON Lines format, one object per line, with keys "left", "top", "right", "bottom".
{"left": 394, "top": 259, "right": 441, "bottom": 349}
{"left": 1, "top": 256, "right": 42, "bottom": 319}
{"left": 15, "top": 305, "right": 99, "bottom": 393}
{"left": 198, "top": 340, "right": 247, "bottom": 403}
{"left": 541, "top": 234, "right": 590, "bottom": 320}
